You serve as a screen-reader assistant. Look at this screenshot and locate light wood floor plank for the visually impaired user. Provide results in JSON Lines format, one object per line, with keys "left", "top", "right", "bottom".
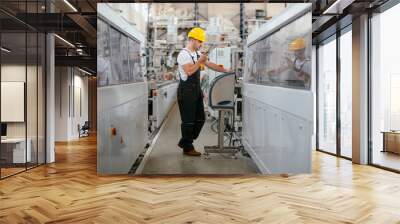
{"left": 0, "top": 135, "right": 400, "bottom": 223}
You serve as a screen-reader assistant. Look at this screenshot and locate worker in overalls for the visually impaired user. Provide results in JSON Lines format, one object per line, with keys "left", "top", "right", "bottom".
{"left": 288, "top": 38, "right": 311, "bottom": 88}
{"left": 177, "top": 27, "right": 230, "bottom": 156}
{"left": 268, "top": 37, "right": 311, "bottom": 88}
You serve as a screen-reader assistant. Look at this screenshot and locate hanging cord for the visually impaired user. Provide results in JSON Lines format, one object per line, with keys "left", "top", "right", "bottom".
{"left": 209, "top": 109, "right": 242, "bottom": 147}
{"left": 208, "top": 96, "right": 249, "bottom": 159}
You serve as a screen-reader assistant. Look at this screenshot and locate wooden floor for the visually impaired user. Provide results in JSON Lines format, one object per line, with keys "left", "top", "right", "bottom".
{"left": 1, "top": 136, "right": 400, "bottom": 223}
{"left": 1, "top": 167, "right": 26, "bottom": 178}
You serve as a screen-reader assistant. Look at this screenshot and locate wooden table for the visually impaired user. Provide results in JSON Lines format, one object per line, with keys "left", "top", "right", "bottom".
{"left": 382, "top": 131, "right": 400, "bottom": 154}
{"left": 1, "top": 138, "right": 31, "bottom": 165}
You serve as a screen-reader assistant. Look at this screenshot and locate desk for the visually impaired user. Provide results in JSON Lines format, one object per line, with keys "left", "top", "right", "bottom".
{"left": 1, "top": 138, "right": 31, "bottom": 164}
{"left": 382, "top": 131, "right": 400, "bottom": 154}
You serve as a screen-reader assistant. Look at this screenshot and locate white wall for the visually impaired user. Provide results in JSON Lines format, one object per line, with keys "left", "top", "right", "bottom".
{"left": 1, "top": 65, "right": 38, "bottom": 137}
{"left": 1, "top": 65, "right": 27, "bottom": 140}
{"left": 1, "top": 65, "right": 25, "bottom": 81}
{"left": 71, "top": 74, "right": 89, "bottom": 138}
{"left": 55, "top": 67, "right": 68, "bottom": 141}
{"left": 55, "top": 67, "right": 89, "bottom": 141}
{"left": 1, "top": 66, "right": 26, "bottom": 139}
{"left": 1, "top": 63, "right": 46, "bottom": 164}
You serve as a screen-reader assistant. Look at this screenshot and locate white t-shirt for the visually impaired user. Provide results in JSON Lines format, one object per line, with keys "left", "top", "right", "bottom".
{"left": 294, "top": 58, "right": 311, "bottom": 74}
{"left": 294, "top": 58, "right": 311, "bottom": 88}
{"left": 177, "top": 48, "right": 201, "bottom": 81}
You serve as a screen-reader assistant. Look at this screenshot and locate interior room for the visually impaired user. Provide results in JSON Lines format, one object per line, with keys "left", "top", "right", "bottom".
{"left": 54, "top": 66, "right": 92, "bottom": 141}
{"left": 52, "top": 4, "right": 97, "bottom": 144}
{"left": 0, "top": 0, "right": 97, "bottom": 179}
{"left": 0, "top": 7, "right": 46, "bottom": 178}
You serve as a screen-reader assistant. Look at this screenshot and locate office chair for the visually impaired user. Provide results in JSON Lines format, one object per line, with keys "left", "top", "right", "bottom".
{"left": 204, "top": 72, "right": 239, "bottom": 158}
{"left": 79, "top": 121, "right": 90, "bottom": 138}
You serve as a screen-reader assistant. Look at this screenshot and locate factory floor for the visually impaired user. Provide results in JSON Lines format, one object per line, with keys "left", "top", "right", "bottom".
{"left": 141, "top": 104, "right": 259, "bottom": 174}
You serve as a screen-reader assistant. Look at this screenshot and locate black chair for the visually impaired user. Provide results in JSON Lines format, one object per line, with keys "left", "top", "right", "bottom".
{"left": 204, "top": 72, "right": 239, "bottom": 158}
{"left": 79, "top": 121, "right": 90, "bottom": 138}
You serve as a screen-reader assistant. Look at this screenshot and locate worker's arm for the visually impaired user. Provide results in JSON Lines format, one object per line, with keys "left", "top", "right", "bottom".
{"left": 181, "top": 54, "right": 208, "bottom": 76}
{"left": 204, "top": 61, "right": 231, "bottom": 73}
{"left": 181, "top": 61, "right": 202, "bottom": 76}
{"left": 268, "top": 57, "right": 293, "bottom": 76}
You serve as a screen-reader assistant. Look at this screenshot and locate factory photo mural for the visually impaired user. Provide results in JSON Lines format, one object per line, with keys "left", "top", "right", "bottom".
{"left": 97, "top": 3, "right": 312, "bottom": 175}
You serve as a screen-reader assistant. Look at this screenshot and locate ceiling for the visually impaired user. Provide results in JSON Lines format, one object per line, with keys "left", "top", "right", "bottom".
{"left": 0, "top": 0, "right": 393, "bottom": 74}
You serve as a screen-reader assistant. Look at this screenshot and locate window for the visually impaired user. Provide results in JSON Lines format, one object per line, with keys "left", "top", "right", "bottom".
{"left": 97, "top": 19, "right": 143, "bottom": 87}
{"left": 97, "top": 19, "right": 112, "bottom": 87}
{"left": 370, "top": 3, "right": 400, "bottom": 171}
{"left": 244, "top": 12, "right": 312, "bottom": 90}
{"left": 128, "top": 38, "right": 142, "bottom": 82}
{"left": 339, "top": 28, "right": 352, "bottom": 158}
{"left": 317, "top": 36, "right": 337, "bottom": 155}
{"left": 109, "top": 27, "right": 123, "bottom": 85}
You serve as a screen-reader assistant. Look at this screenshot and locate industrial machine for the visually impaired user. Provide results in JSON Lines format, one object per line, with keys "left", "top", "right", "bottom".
{"left": 148, "top": 80, "right": 178, "bottom": 134}
{"left": 242, "top": 4, "right": 313, "bottom": 174}
{"left": 205, "top": 47, "right": 243, "bottom": 134}
{"left": 97, "top": 4, "right": 147, "bottom": 174}
{"left": 204, "top": 72, "right": 240, "bottom": 158}
{"left": 206, "top": 47, "right": 233, "bottom": 118}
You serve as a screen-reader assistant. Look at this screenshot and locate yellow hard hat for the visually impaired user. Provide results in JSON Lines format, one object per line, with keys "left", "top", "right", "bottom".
{"left": 289, "top": 38, "right": 306, "bottom": 51}
{"left": 188, "top": 27, "right": 206, "bottom": 42}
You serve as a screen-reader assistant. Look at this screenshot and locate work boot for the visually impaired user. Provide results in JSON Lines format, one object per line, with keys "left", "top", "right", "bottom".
{"left": 183, "top": 149, "right": 202, "bottom": 156}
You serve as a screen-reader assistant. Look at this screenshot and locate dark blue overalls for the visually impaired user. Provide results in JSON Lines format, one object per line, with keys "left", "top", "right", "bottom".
{"left": 177, "top": 50, "right": 205, "bottom": 152}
